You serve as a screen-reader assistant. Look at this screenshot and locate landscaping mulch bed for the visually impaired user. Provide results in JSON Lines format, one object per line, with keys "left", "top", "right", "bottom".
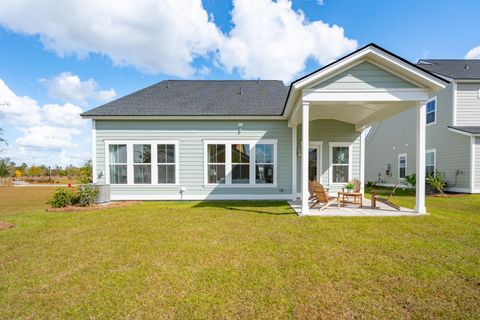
{"left": 0, "top": 221, "right": 14, "bottom": 230}
{"left": 47, "top": 201, "right": 143, "bottom": 212}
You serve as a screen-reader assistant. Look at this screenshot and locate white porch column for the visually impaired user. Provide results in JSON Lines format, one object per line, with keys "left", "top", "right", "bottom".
{"left": 416, "top": 103, "right": 426, "bottom": 213}
{"left": 360, "top": 129, "right": 366, "bottom": 196}
{"left": 301, "top": 102, "right": 310, "bottom": 214}
{"left": 292, "top": 126, "right": 297, "bottom": 201}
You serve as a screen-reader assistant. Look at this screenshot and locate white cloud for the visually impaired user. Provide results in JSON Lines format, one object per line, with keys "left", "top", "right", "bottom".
{"left": 0, "top": 0, "right": 222, "bottom": 77}
{"left": 316, "top": 0, "right": 325, "bottom": 5}
{"left": 41, "top": 72, "right": 116, "bottom": 104}
{"left": 0, "top": 78, "right": 89, "bottom": 166}
{"left": 217, "top": 0, "right": 357, "bottom": 82}
{"left": 0, "top": 0, "right": 357, "bottom": 82}
{"left": 16, "top": 126, "right": 82, "bottom": 149}
{"left": 465, "top": 45, "right": 480, "bottom": 59}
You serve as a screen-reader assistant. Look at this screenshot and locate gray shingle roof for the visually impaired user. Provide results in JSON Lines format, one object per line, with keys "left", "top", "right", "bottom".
{"left": 417, "top": 59, "right": 480, "bottom": 80}
{"left": 81, "top": 80, "right": 288, "bottom": 117}
{"left": 448, "top": 126, "right": 480, "bottom": 134}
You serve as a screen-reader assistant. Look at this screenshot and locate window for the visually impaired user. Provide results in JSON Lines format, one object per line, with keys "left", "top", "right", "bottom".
{"left": 398, "top": 153, "right": 407, "bottom": 179}
{"left": 330, "top": 143, "right": 351, "bottom": 184}
{"left": 207, "top": 144, "right": 226, "bottom": 184}
{"left": 426, "top": 149, "right": 436, "bottom": 177}
{"left": 106, "top": 141, "right": 178, "bottom": 185}
{"left": 109, "top": 144, "right": 127, "bottom": 184}
{"left": 232, "top": 144, "right": 250, "bottom": 184}
{"left": 255, "top": 144, "right": 274, "bottom": 184}
{"left": 205, "top": 140, "right": 276, "bottom": 185}
{"left": 158, "top": 144, "right": 176, "bottom": 184}
{"left": 426, "top": 98, "right": 436, "bottom": 125}
{"left": 133, "top": 144, "right": 151, "bottom": 184}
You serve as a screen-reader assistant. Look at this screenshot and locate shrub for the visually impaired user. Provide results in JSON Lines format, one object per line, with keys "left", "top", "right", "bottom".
{"left": 48, "top": 185, "right": 99, "bottom": 208}
{"left": 78, "top": 185, "right": 99, "bottom": 207}
{"left": 404, "top": 173, "right": 416, "bottom": 189}
{"left": 49, "top": 188, "right": 76, "bottom": 208}
{"left": 426, "top": 170, "right": 446, "bottom": 194}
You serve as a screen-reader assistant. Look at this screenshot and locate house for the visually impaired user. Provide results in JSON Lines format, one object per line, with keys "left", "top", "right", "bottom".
{"left": 365, "top": 59, "right": 480, "bottom": 193}
{"left": 81, "top": 43, "right": 448, "bottom": 214}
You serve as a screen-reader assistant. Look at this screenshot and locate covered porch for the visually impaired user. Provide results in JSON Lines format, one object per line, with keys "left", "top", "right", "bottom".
{"left": 284, "top": 44, "right": 448, "bottom": 215}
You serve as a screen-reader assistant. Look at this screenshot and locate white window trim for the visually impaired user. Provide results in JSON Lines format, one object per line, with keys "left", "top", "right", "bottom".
{"left": 398, "top": 153, "right": 407, "bottom": 180}
{"left": 426, "top": 148, "right": 436, "bottom": 176}
{"left": 309, "top": 141, "right": 323, "bottom": 183}
{"left": 426, "top": 96, "right": 437, "bottom": 126}
{"left": 105, "top": 140, "right": 179, "bottom": 186}
{"left": 328, "top": 142, "right": 353, "bottom": 185}
{"left": 203, "top": 139, "right": 278, "bottom": 187}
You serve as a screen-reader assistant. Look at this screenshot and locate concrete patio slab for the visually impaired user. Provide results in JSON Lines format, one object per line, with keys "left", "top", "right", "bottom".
{"left": 288, "top": 198, "right": 426, "bottom": 217}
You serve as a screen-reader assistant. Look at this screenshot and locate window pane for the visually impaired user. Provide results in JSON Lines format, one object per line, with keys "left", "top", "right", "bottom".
{"left": 426, "top": 152, "right": 435, "bottom": 166}
{"left": 256, "top": 164, "right": 274, "bottom": 184}
{"left": 232, "top": 144, "right": 250, "bottom": 163}
{"left": 208, "top": 144, "right": 225, "bottom": 163}
{"left": 332, "top": 147, "right": 349, "bottom": 164}
{"left": 134, "top": 165, "right": 151, "bottom": 184}
{"left": 158, "top": 164, "right": 175, "bottom": 184}
{"left": 167, "top": 144, "right": 175, "bottom": 163}
{"left": 158, "top": 144, "right": 175, "bottom": 164}
{"left": 426, "top": 165, "right": 435, "bottom": 177}
{"left": 332, "top": 165, "right": 348, "bottom": 183}
{"left": 399, "top": 167, "right": 406, "bottom": 178}
{"left": 309, "top": 148, "right": 318, "bottom": 181}
{"left": 232, "top": 164, "right": 249, "bottom": 184}
{"left": 109, "top": 145, "right": 127, "bottom": 163}
{"left": 427, "top": 100, "right": 436, "bottom": 113}
{"left": 255, "top": 144, "right": 273, "bottom": 164}
{"left": 426, "top": 112, "right": 435, "bottom": 124}
{"left": 134, "top": 144, "right": 151, "bottom": 163}
{"left": 208, "top": 164, "right": 225, "bottom": 184}
{"left": 109, "top": 165, "right": 127, "bottom": 184}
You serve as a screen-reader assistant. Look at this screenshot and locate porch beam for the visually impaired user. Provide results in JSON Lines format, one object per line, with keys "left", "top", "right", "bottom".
{"left": 302, "top": 88, "right": 429, "bottom": 103}
{"left": 360, "top": 129, "right": 366, "bottom": 196}
{"left": 416, "top": 102, "right": 427, "bottom": 213}
{"left": 301, "top": 101, "right": 310, "bottom": 215}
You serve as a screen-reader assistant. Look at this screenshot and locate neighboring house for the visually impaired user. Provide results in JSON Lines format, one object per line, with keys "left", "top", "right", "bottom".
{"left": 82, "top": 43, "right": 448, "bottom": 214}
{"left": 366, "top": 59, "right": 480, "bottom": 193}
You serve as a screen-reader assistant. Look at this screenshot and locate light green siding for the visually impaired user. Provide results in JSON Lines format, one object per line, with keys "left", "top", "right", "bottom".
{"left": 366, "top": 83, "right": 473, "bottom": 191}
{"left": 95, "top": 120, "right": 293, "bottom": 200}
{"left": 312, "top": 61, "right": 417, "bottom": 90}
{"left": 456, "top": 83, "right": 480, "bottom": 126}
{"left": 296, "top": 120, "right": 361, "bottom": 193}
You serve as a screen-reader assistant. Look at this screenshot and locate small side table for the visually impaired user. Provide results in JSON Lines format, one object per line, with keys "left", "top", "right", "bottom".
{"left": 337, "top": 191, "right": 363, "bottom": 208}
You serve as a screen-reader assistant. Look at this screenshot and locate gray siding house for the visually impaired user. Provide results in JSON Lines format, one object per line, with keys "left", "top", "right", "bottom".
{"left": 82, "top": 44, "right": 448, "bottom": 214}
{"left": 366, "top": 60, "right": 480, "bottom": 193}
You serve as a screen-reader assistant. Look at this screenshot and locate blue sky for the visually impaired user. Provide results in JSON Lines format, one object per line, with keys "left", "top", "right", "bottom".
{"left": 0, "top": 0, "right": 479, "bottom": 166}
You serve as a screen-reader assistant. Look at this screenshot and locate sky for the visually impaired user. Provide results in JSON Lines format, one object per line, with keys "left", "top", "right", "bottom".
{"left": 0, "top": 0, "right": 479, "bottom": 167}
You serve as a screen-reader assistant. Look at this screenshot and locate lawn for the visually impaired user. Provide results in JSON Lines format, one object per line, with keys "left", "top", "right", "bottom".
{"left": 0, "top": 187, "right": 479, "bottom": 319}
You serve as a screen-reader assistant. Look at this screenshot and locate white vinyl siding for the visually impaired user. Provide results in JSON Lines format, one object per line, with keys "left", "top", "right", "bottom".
{"left": 456, "top": 83, "right": 480, "bottom": 126}
{"left": 475, "top": 138, "right": 480, "bottom": 189}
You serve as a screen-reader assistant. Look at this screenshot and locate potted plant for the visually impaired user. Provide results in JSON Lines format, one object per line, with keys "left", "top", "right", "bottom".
{"left": 344, "top": 182, "right": 354, "bottom": 192}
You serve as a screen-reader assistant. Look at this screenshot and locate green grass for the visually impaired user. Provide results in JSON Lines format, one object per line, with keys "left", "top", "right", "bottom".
{"left": 0, "top": 187, "right": 479, "bottom": 319}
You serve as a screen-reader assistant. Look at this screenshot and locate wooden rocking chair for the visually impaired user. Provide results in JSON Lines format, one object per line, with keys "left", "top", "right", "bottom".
{"left": 371, "top": 184, "right": 400, "bottom": 210}
{"left": 310, "top": 182, "right": 338, "bottom": 211}
{"left": 342, "top": 178, "right": 362, "bottom": 193}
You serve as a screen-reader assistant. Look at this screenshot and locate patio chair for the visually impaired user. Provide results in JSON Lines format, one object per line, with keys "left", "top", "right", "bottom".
{"left": 371, "top": 184, "right": 400, "bottom": 210}
{"left": 342, "top": 178, "right": 362, "bottom": 193}
{"left": 309, "top": 182, "right": 338, "bottom": 210}
{"left": 308, "top": 180, "right": 316, "bottom": 201}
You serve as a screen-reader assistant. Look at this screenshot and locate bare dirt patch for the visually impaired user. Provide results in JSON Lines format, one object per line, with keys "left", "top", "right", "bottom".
{"left": 0, "top": 221, "right": 14, "bottom": 230}
{"left": 47, "top": 201, "right": 143, "bottom": 212}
